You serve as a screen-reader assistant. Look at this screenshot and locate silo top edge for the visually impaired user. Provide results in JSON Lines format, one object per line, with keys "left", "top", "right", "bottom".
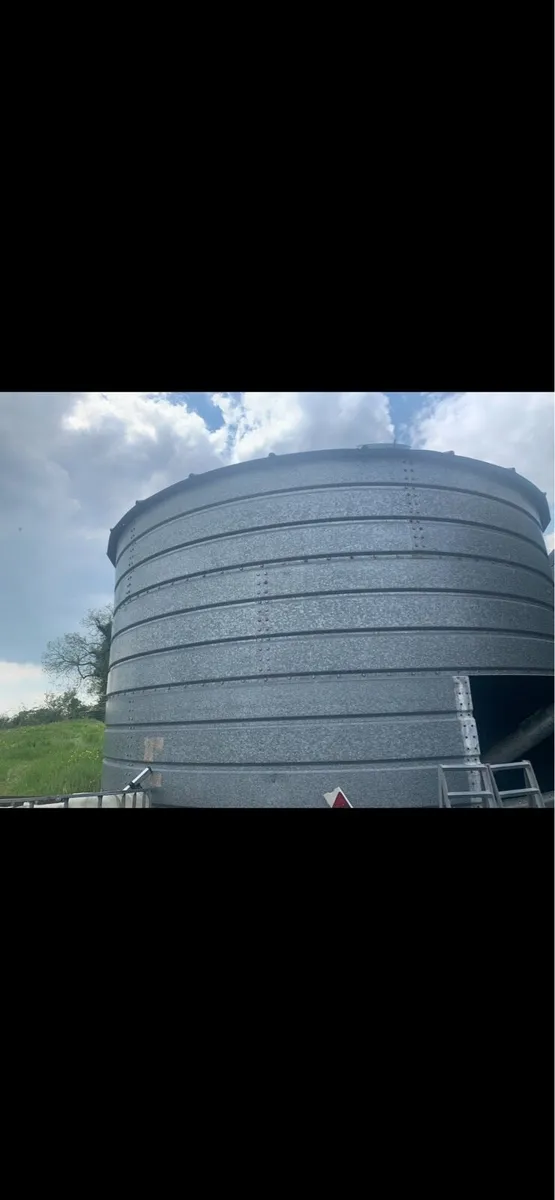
{"left": 106, "top": 445, "right": 552, "bottom": 565}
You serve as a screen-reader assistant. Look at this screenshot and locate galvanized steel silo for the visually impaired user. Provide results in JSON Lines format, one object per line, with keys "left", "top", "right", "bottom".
{"left": 102, "top": 446, "right": 554, "bottom": 806}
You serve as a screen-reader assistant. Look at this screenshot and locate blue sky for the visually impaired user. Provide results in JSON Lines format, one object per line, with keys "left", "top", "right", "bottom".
{"left": 381, "top": 392, "right": 457, "bottom": 441}
{"left": 175, "top": 391, "right": 457, "bottom": 440}
{"left": 164, "top": 392, "right": 443, "bottom": 451}
{"left": 167, "top": 392, "right": 223, "bottom": 429}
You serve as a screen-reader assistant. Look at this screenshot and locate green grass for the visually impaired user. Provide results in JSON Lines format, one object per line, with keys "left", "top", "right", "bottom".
{"left": 0, "top": 720, "right": 104, "bottom": 797}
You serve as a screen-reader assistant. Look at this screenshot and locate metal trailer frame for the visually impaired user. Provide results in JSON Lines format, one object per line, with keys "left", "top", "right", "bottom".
{"left": 0, "top": 767, "right": 153, "bottom": 809}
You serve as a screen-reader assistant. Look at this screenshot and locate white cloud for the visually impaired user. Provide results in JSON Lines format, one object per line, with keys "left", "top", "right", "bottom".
{"left": 0, "top": 662, "right": 59, "bottom": 717}
{"left": 213, "top": 391, "right": 394, "bottom": 462}
{"left": 409, "top": 392, "right": 554, "bottom": 506}
{"left": 58, "top": 390, "right": 394, "bottom": 508}
{"left": 64, "top": 391, "right": 211, "bottom": 448}
{"left": 545, "top": 531, "right": 554, "bottom": 554}
{"left": 63, "top": 390, "right": 394, "bottom": 472}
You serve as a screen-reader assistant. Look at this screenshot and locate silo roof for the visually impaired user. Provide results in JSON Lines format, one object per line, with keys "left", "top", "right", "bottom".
{"left": 106, "top": 444, "right": 552, "bottom": 566}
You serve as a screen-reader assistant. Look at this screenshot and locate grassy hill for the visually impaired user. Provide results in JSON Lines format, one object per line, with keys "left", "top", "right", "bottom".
{"left": 0, "top": 720, "right": 104, "bottom": 797}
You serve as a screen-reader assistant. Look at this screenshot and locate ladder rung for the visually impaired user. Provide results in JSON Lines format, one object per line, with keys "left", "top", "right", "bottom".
{"left": 489, "top": 761, "right": 531, "bottom": 772}
{"left": 497, "top": 787, "right": 539, "bottom": 797}
{"left": 440, "top": 764, "right": 489, "bottom": 772}
{"left": 446, "top": 790, "right": 494, "bottom": 798}
{"left": 448, "top": 801, "right": 490, "bottom": 807}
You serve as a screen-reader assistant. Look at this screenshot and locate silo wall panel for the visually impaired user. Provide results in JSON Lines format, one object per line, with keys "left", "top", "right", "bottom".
{"left": 103, "top": 448, "right": 553, "bottom": 806}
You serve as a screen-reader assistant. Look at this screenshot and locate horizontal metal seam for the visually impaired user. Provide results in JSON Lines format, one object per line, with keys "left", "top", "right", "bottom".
{"left": 114, "top": 515, "right": 547, "bottom": 583}
{"left": 102, "top": 754, "right": 473, "bottom": 769}
{"left": 108, "top": 626, "right": 554, "bottom": 669}
{"left": 105, "top": 666, "right": 554, "bottom": 699}
{"left": 110, "top": 587, "right": 554, "bottom": 642}
{"left": 113, "top": 551, "right": 554, "bottom": 613}
{"left": 105, "top": 711, "right": 462, "bottom": 728}
{"left": 113, "top": 481, "right": 544, "bottom": 564}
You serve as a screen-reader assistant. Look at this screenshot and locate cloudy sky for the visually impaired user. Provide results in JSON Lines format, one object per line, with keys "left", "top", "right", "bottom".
{"left": 1, "top": 391, "right": 553, "bottom": 714}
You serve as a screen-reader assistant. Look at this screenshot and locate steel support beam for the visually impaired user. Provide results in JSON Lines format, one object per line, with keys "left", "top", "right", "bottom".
{"left": 483, "top": 703, "right": 554, "bottom": 765}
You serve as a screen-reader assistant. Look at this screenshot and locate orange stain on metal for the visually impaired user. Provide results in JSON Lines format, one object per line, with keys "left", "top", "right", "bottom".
{"left": 144, "top": 736, "right": 164, "bottom": 762}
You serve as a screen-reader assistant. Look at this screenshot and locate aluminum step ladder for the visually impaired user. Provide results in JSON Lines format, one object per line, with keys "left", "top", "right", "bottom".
{"left": 438, "top": 763, "right": 498, "bottom": 808}
{"left": 438, "top": 761, "right": 545, "bottom": 808}
{"left": 488, "top": 760, "right": 545, "bottom": 808}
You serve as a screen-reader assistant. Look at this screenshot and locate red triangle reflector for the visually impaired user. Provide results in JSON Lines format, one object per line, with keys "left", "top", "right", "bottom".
{"left": 324, "top": 787, "right": 353, "bottom": 808}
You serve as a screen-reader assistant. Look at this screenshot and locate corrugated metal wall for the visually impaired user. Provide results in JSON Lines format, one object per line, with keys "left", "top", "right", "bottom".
{"left": 102, "top": 447, "right": 554, "bottom": 806}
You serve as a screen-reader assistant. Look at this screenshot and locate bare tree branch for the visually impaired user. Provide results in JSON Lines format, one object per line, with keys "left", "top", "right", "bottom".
{"left": 42, "top": 606, "right": 113, "bottom": 706}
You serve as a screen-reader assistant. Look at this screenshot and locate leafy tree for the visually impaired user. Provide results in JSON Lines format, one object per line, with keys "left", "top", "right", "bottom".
{"left": 0, "top": 688, "right": 99, "bottom": 729}
{"left": 42, "top": 606, "right": 113, "bottom": 718}
{"left": 0, "top": 608, "right": 113, "bottom": 730}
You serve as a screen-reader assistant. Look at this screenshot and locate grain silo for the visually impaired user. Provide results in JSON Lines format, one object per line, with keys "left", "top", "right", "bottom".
{"left": 102, "top": 446, "right": 554, "bottom": 806}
